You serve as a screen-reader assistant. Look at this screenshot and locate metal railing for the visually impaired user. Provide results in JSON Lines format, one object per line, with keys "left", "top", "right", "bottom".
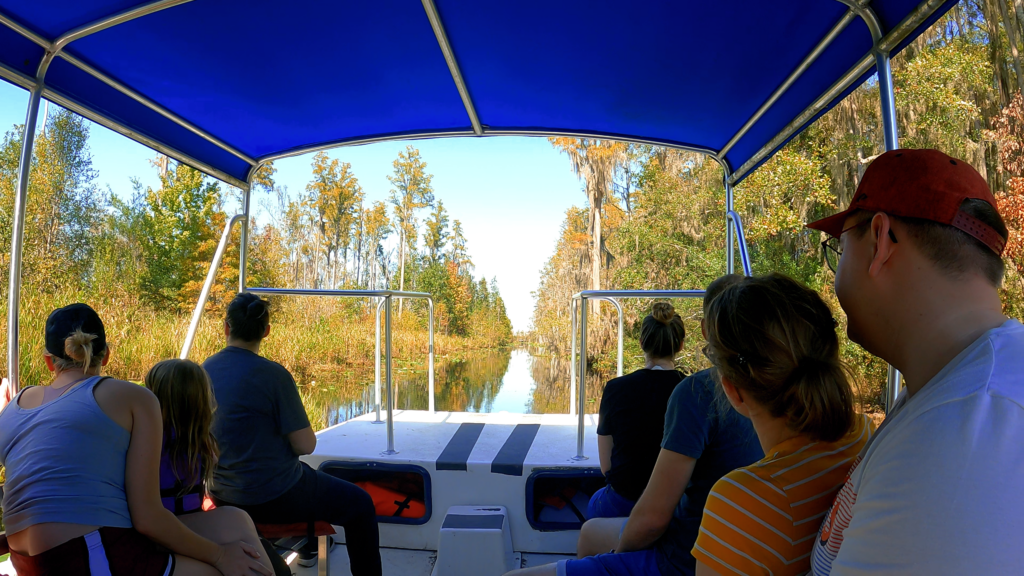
{"left": 244, "top": 288, "right": 435, "bottom": 456}
{"left": 568, "top": 289, "right": 707, "bottom": 460}
{"left": 373, "top": 294, "right": 435, "bottom": 420}
{"left": 176, "top": 215, "right": 436, "bottom": 455}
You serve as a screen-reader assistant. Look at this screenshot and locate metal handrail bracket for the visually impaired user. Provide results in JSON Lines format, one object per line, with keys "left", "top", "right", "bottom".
{"left": 569, "top": 289, "right": 707, "bottom": 460}
{"left": 246, "top": 287, "right": 436, "bottom": 454}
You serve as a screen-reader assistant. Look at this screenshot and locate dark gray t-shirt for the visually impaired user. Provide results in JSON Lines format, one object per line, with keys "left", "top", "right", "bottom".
{"left": 204, "top": 346, "right": 310, "bottom": 505}
{"left": 655, "top": 369, "right": 763, "bottom": 576}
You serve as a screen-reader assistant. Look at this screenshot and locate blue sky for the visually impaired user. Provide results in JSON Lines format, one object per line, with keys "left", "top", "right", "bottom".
{"left": 0, "top": 81, "right": 583, "bottom": 331}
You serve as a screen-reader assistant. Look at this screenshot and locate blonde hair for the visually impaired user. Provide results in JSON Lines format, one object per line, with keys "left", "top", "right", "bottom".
{"left": 50, "top": 328, "right": 106, "bottom": 373}
{"left": 145, "top": 359, "right": 219, "bottom": 493}
{"left": 705, "top": 273, "right": 855, "bottom": 442}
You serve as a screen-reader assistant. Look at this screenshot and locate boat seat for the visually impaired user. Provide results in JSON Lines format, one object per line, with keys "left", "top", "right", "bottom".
{"left": 203, "top": 496, "right": 335, "bottom": 575}
{"left": 255, "top": 521, "right": 335, "bottom": 576}
{"left": 254, "top": 520, "right": 335, "bottom": 539}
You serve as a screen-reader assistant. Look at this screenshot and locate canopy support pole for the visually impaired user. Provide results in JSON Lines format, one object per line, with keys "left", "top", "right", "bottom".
{"left": 573, "top": 297, "right": 588, "bottom": 461}
{"left": 725, "top": 176, "right": 735, "bottom": 274}
{"left": 6, "top": 80, "right": 45, "bottom": 391}
{"left": 238, "top": 177, "right": 253, "bottom": 293}
{"left": 726, "top": 210, "right": 754, "bottom": 276}
{"left": 179, "top": 214, "right": 246, "bottom": 359}
{"left": 877, "top": 50, "right": 903, "bottom": 412}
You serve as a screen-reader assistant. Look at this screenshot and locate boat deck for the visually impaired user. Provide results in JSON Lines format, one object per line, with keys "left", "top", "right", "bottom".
{"left": 305, "top": 410, "right": 601, "bottom": 556}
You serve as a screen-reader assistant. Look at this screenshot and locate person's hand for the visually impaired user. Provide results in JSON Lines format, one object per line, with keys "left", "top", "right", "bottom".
{"left": 213, "top": 541, "right": 272, "bottom": 576}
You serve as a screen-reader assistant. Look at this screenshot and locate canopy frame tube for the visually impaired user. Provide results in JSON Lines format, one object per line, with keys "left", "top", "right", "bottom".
{"left": 731, "top": 0, "right": 947, "bottom": 184}
{"left": 421, "top": 0, "right": 483, "bottom": 135}
{"left": 718, "top": 9, "right": 859, "bottom": 158}
{"left": 0, "top": 0, "right": 945, "bottom": 191}
{"left": 178, "top": 213, "right": 247, "bottom": 360}
{"left": 5, "top": 0, "right": 218, "bottom": 389}
{"left": 876, "top": 50, "right": 904, "bottom": 412}
{"left": 569, "top": 289, "right": 707, "bottom": 460}
{"left": 726, "top": 210, "right": 754, "bottom": 276}
{"left": 6, "top": 80, "right": 46, "bottom": 390}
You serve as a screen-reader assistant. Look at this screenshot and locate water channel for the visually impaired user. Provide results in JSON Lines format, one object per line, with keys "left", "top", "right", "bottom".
{"left": 301, "top": 349, "right": 612, "bottom": 430}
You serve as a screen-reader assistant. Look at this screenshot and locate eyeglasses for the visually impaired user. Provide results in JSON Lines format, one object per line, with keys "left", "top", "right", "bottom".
{"left": 821, "top": 218, "right": 898, "bottom": 274}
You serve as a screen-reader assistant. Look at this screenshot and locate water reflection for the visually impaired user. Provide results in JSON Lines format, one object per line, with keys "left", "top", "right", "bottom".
{"left": 300, "top": 349, "right": 614, "bottom": 430}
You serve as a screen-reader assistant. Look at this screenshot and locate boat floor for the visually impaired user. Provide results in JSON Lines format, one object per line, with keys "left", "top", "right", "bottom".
{"left": 0, "top": 546, "right": 573, "bottom": 576}
{"left": 288, "top": 544, "right": 573, "bottom": 575}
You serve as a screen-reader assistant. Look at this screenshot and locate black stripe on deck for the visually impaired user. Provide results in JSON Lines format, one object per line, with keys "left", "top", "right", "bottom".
{"left": 490, "top": 423, "right": 541, "bottom": 476}
{"left": 442, "top": 514, "right": 505, "bottom": 530}
{"left": 436, "top": 422, "right": 485, "bottom": 471}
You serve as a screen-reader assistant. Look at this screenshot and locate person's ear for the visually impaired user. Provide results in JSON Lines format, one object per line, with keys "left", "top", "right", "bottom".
{"left": 700, "top": 318, "right": 708, "bottom": 341}
{"left": 720, "top": 375, "right": 749, "bottom": 417}
{"left": 43, "top": 354, "right": 56, "bottom": 373}
{"left": 868, "top": 213, "right": 897, "bottom": 277}
{"left": 264, "top": 324, "right": 271, "bottom": 339}
{"left": 101, "top": 347, "right": 111, "bottom": 367}
{"left": 224, "top": 320, "right": 231, "bottom": 339}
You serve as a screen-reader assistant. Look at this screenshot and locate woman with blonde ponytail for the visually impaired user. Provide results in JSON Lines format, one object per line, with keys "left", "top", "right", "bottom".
{"left": 0, "top": 304, "right": 272, "bottom": 576}
{"left": 692, "top": 274, "right": 875, "bottom": 576}
{"left": 587, "top": 301, "right": 688, "bottom": 519}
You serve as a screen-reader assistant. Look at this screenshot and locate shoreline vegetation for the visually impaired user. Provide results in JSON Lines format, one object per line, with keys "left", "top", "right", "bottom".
{"left": 0, "top": 118, "right": 513, "bottom": 422}
{"left": 529, "top": 6, "right": 1024, "bottom": 414}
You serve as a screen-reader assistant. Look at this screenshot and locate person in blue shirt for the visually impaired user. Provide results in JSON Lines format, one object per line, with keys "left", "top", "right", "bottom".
{"left": 204, "top": 293, "right": 381, "bottom": 575}
{"left": 507, "top": 275, "right": 763, "bottom": 576}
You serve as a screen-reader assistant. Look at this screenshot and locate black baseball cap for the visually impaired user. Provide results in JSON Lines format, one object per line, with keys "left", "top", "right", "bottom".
{"left": 45, "top": 303, "right": 106, "bottom": 360}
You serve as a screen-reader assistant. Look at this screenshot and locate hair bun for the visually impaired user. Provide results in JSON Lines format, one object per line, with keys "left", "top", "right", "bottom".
{"left": 246, "top": 299, "right": 267, "bottom": 319}
{"left": 651, "top": 302, "right": 676, "bottom": 325}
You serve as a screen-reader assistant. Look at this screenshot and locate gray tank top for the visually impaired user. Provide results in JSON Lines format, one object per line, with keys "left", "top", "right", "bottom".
{"left": 0, "top": 376, "right": 133, "bottom": 533}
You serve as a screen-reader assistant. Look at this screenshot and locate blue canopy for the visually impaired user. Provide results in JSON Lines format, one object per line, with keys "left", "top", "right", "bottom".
{"left": 0, "top": 0, "right": 956, "bottom": 188}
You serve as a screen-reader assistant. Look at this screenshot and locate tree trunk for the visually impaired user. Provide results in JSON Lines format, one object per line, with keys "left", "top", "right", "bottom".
{"left": 1000, "top": 0, "right": 1024, "bottom": 96}
{"left": 590, "top": 197, "right": 602, "bottom": 316}
{"left": 398, "top": 227, "right": 406, "bottom": 315}
{"left": 1015, "top": 0, "right": 1024, "bottom": 42}
{"left": 984, "top": 0, "right": 1012, "bottom": 106}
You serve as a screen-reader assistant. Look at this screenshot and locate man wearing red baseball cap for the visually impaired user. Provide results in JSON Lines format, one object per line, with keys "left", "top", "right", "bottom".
{"left": 806, "top": 149, "right": 1024, "bottom": 574}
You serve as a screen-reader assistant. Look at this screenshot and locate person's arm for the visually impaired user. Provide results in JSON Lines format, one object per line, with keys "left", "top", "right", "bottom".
{"left": 288, "top": 426, "right": 316, "bottom": 456}
{"left": 273, "top": 366, "right": 314, "bottom": 455}
{"left": 118, "top": 382, "right": 270, "bottom": 576}
{"left": 616, "top": 448, "right": 696, "bottom": 553}
{"left": 598, "top": 435, "right": 613, "bottom": 475}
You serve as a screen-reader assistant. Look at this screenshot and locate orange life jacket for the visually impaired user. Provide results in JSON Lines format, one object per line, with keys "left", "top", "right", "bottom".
{"left": 355, "top": 481, "right": 426, "bottom": 518}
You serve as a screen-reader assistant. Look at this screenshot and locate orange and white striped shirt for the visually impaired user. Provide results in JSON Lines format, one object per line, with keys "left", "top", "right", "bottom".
{"left": 692, "top": 414, "right": 873, "bottom": 576}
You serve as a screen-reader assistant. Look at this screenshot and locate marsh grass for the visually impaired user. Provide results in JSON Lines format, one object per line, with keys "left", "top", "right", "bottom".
{"left": 0, "top": 287, "right": 503, "bottom": 391}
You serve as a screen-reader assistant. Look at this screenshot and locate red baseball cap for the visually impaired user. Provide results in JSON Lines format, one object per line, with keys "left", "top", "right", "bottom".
{"left": 806, "top": 148, "right": 1006, "bottom": 255}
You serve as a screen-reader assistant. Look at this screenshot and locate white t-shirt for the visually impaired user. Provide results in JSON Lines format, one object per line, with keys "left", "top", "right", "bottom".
{"left": 812, "top": 319, "right": 1024, "bottom": 575}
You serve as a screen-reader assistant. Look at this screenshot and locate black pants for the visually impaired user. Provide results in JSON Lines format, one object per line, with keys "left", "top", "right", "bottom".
{"left": 214, "top": 463, "right": 382, "bottom": 576}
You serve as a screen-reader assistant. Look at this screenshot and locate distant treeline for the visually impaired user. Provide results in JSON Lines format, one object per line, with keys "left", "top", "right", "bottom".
{"left": 0, "top": 114, "right": 511, "bottom": 386}
{"left": 531, "top": 3, "right": 1024, "bottom": 412}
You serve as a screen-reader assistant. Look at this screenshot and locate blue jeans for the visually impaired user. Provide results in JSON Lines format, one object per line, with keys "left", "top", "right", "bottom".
{"left": 587, "top": 485, "right": 637, "bottom": 519}
{"left": 557, "top": 549, "right": 662, "bottom": 576}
